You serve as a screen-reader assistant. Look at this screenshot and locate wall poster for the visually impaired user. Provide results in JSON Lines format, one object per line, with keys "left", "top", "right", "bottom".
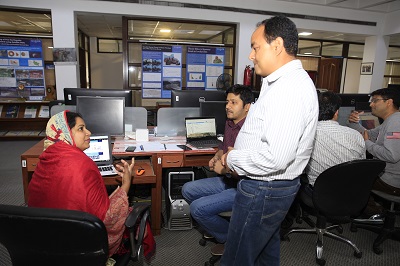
{"left": 141, "top": 44, "right": 182, "bottom": 99}
{"left": 186, "top": 46, "right": 225, "bottom": 90}
{"left": 0, "top": 38, "right": 45, "bottom": 99}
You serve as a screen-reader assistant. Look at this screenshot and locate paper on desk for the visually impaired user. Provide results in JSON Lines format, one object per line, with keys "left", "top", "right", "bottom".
{"left": 164, "top": 144, "right": 183, "bottom": 151}
{"left": 137, "top": 142, "right": 165, "bottom": 152}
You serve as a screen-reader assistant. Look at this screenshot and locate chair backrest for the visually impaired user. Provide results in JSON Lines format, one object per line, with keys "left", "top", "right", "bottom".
{"left": 313, "top": 159, "right": 386, "bottom": 217}
{"left": 0, "top": 204, "right": 108, "bottom": 266}
{"left": 50, "top": 104, "right": 76, "bottom": 116}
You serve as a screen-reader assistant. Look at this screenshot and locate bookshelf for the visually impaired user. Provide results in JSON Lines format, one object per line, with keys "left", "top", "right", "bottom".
{"left": 0, "top": 101, "right": 49, "bottom": 139}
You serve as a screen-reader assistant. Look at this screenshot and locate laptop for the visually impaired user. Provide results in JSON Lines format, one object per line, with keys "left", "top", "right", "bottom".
{"left": 185, "top": 117, "right": 222, "bottom": 149}
{"left": 84, "top": 135, "right": 117, "bottom": 176}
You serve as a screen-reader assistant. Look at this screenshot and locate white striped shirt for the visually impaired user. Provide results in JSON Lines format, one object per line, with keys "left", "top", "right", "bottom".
{"left": 306, "top": 120, "right": 366, "bottom": 186}
{"left": 227, "top": 60, "right": 318, "bottom": 181}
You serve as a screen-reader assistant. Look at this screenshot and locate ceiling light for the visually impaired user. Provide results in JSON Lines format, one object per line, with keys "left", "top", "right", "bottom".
{"left": 160, "top": 29, "right": 171, "bottom": 33}
{"left": 304, "top": 52, "right": 312, "bottom": 55}
{"left": 299, "top": 32, "right": 312, "bottom": 36}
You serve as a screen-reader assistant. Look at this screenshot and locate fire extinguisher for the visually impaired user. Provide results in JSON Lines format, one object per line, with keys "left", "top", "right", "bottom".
{"left": 243, "top": 65, "right": 252, "bottom": 86}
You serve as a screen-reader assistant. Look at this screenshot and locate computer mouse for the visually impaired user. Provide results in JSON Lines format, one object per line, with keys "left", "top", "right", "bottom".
{"left": 136, "top": 168, "right": 145, "bottom": 176}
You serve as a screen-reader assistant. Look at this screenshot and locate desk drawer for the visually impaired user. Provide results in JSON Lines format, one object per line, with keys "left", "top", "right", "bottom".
{"left": 161, "top": 155, "right": 183, "bottom": 167}
{"left": 26, "top": 158, "right": 39, "bottom": 171}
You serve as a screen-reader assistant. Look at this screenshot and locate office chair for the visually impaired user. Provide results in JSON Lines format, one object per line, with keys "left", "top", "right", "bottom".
{"left": 0, "top": 203, "right": 150, "bottom": 266}
{"left": 351, "top": 190, "right": 400, "bottom": 254}
{"left": 282, "top": 159, "right": 386, "bottom": 266}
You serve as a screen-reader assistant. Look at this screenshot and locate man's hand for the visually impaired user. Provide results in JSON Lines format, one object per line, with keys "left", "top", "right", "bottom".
{"left": 349, "top": 111, "right": 364, "bottom": 123}
{"left": 213, "top": 159, "right": 227, "bottom": 175}
{"left": 220, "top": 147, "right": 234, "bottom": 166}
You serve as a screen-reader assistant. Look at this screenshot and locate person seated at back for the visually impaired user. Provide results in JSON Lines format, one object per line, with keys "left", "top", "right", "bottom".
{"left": 181, "top": 84, "right": 254, "bottom": 245}
{"left": 296, "top": 91, "right": 366, "bottom": 206}
{"left": 348, "top": 87, "right": 400, "bottom": 217}
{"left": 28, "top": 111, "right": 155, "bottom": 258}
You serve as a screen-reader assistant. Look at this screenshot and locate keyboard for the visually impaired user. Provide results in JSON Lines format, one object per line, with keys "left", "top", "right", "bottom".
{"left": 189, "top": 139, "right": 221, "bottom": 148}
{"left": 98, "top": 165, "right": 117, "bottom": 176}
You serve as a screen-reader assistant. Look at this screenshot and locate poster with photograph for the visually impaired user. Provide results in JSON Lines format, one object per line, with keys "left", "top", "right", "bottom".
{"left": 0, "top": 38, "right": 45, "bottom": 98}
{"left": 142, "top": 45, "right": 182, "bottom": 99}
{"left": 186, "top": 46, "right": 225, "bottom": 90}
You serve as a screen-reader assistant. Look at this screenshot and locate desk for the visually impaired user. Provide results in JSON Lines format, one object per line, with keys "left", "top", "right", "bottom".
{"left": 20, "top": 138, "right": 215, "bottom": 235}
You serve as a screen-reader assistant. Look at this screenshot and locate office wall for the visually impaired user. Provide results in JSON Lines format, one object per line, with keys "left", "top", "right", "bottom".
{"left": 343, "top": 59, "right": 362, "bottom": 93}
{"left": 89, "top": 37, "right": 123, "bottom": 89}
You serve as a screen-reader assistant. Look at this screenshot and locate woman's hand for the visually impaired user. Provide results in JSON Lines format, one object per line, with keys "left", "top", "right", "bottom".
{"left": 116, "top": 159, "right": 134, "bottom": 194}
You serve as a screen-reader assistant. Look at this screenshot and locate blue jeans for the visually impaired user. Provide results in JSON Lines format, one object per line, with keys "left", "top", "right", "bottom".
{"left": 221, "top": 178, "right": 300, "bottom": 266}
{"left": 181, "top": 176, "right": 237, "bottom": 243}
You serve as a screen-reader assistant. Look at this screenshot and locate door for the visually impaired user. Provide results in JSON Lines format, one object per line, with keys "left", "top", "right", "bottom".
{"left": 316, "top": 58, "right": 342, "bottom": 93}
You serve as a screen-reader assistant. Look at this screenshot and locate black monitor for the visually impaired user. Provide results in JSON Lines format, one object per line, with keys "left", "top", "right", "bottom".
{"left": 171, "top": 89, "right": 226, "bottom": 107}
{"left": 200, "top": 101, "right": 227, "bottom": 135}
{"left": 64, "top": 88, "right": 133, "bottom": 107}
{"left": 387, "top": 84, "right": 400, "bottom": 90}
{"left": 76, "top": 96, "right": 125, "bottom": 136}
{"left": 338, "top": 93, "right": 370, "bottom": 107}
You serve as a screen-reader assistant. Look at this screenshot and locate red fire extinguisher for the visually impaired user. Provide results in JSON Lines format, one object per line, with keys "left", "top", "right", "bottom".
{"left": 243, "top": 65, "right": 252, "bottom": 86}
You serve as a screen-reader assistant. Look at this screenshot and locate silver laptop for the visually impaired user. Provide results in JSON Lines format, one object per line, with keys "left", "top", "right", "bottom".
{"left": 84, "top": 135, "right": 117, "bottom": 176}
{"left": 185, "top": 117, "right": 222, "bottom": 149}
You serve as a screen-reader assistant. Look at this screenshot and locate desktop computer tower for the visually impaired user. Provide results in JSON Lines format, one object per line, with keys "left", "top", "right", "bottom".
{"left": 165, "top": 170, "right": 194, "bottom": 230}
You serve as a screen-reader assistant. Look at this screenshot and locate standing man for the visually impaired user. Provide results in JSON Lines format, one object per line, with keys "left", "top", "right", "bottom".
{"left": 182, "top": 84, "right": 254, "bottom": 247}
{"left": 215, "top": 16, "right": 318, "bottom": 265}
{"left": 348, "top": 87, "right": 400, "bottom": 216}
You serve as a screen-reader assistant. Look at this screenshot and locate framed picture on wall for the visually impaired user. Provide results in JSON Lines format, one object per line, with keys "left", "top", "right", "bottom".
{"left": 361, "top": 62, "right": 374, "bottom": 75}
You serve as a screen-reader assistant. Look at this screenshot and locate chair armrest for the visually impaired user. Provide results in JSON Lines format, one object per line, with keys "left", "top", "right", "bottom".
{"left": 124, "top": 203, "right": 151, "bottom": 262}
{"left": 125, "top": 203, "right": 150, "bottom": 228}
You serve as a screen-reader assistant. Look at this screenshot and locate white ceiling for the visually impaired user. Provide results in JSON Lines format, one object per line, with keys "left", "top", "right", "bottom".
{"left": 0, "top": 1, "right": 399, "bottom": 46}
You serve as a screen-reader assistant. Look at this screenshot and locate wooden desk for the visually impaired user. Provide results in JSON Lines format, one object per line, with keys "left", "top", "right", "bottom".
{"left": 20, "top": 139, "right": 214, "bottom": 235}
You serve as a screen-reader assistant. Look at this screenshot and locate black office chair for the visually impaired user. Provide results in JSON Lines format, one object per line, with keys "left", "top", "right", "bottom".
{"left": 0, "top": 203, "right": 150, "bottom": 266}
{"left": 282, "top": 159, "right": 386, "bottom": 266}
{"left": 351, "top": 190, "right": 400, "bottom": 254}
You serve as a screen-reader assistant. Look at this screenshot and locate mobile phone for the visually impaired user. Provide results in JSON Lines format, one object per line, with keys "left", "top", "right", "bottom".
{"left": 125, "top": 146, "right": 136, "bottom": 152}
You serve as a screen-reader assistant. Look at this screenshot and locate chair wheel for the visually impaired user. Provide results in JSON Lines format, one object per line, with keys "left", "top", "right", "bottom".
{"left": 316, "top": 258, "right": 326, "bottom": 266}
{"left": 354, "top": 251, "right": 362, "bottom": 258}
{"left": 336, "top": 225, "right": 343, "bottom": 234}
{"left": 199, "top": 239, "right": 207, "bottom": 246}
{"left": 373, "top": 246, "right": 383, "bottom": 255}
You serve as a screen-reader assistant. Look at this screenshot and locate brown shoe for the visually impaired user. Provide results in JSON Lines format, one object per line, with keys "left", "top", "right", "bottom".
{"left": 211, "top": 243, "right": 225, "bottom": 256}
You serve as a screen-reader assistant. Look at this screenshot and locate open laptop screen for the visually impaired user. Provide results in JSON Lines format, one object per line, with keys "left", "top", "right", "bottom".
{"left": 185, "top": 117, "right": 217, "bottom": 139}
{"left": 83, "top": 135, "right": 112, "bottom": 165}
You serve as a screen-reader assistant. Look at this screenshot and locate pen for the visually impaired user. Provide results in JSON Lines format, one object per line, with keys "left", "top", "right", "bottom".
{"left": 164, "top": 143, "right": 167, "bottom": 150}
{"left": 140, "top": 145, "right": 144, "bottom": 151}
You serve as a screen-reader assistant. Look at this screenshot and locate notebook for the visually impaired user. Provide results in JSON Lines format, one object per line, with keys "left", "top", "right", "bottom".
{"left": 185, "top": 117, "right": 222, "bottom": 149}
{"left": 84, "top": 135, "right": 117, "bottom": 176}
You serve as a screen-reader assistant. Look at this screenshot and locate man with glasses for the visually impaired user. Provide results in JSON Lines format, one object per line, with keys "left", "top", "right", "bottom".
{"left": 348, "top": 87, "right": 400, "bottom": 216}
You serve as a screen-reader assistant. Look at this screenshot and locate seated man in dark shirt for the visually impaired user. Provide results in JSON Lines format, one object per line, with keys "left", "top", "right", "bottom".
{"left": 182, "top": 84, "right": 254, "bottom": 247}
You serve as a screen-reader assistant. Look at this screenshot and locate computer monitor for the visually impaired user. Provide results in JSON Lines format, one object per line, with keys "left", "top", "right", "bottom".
{"left": 337, "top": 93, "right": 370, "bottom": 126}
{"left": 76, "top": 96, "right": 125, "bottom": 136}
{"left": 64, "top": 88, "right": 133, "bottom": 107}
{"left": 171, "top": 89, "right": 226, "bottom": 107}
{"left": 387, "top": 84, "right": 400, "bottom": 90}
{"left": 338, "top": 93, "right": 370, "bottom": 107}
{"left": 200, "top": 101, "right": 227, "bottom": 135}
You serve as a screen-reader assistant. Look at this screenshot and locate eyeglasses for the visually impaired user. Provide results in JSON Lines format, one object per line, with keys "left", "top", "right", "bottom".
{"left": 369, "top": 98, "right": 387, "bottom": 104}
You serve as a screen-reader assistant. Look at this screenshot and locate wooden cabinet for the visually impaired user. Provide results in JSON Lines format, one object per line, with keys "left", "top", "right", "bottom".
{"left": 0, "top": 101, "right": 49, "bottom": 139}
